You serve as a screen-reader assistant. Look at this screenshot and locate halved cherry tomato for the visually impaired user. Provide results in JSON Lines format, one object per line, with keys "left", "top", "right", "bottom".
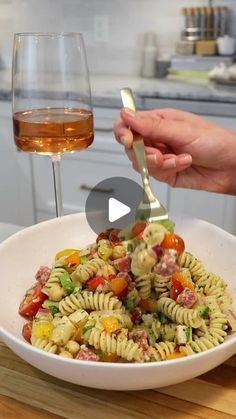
{"left": 22, "top": 321, "right": 32, "bottom": 342}
{"left": 166, "top": 351, "right": 186, "bottom": 360}
{"left": 55, "top": 248, "right": 80, "bottom": 261}
{"left": 170, "top": 279, "right": 184, "bottom": 301}
{"left": 171, "top": 271, "right": 194, "bottom": 291}
{"left": 161, "top": 233, "right": 185, "bottom": 254}
{"left": 108, "top": 229, "right": 121, "bottom": 244}
{"left": 110, "top": 276, "right": 128, "bottom": 298}
{"left": 132, "top": 221, "right": 146, "bottom": 240}
{"left": 87, "top": 276, "right": 105, "bottom": 291}
{"left": 19, "top": 283, "right": 47, "bottom": 317}
{"left": 139, "top": 298, "right": 158, "bottom": 313}
{"left": 101, "top": 316, "right": 120, "bottom": 333}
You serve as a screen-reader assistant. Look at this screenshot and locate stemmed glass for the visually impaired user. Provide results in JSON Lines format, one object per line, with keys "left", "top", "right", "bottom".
{"left": 12, "top": 33, "right": 94, "bottom": 217}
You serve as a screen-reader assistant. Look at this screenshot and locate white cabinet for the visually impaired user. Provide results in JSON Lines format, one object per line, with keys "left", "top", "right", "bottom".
{"left": 0, "top": 101, "right": 34, "bottom": 226}
{"left": 168, "top": 188, "right": 236, "bottom": 235}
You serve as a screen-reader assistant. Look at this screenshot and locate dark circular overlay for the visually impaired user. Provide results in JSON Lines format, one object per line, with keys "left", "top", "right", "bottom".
{"left": 85, "top": 177, "right": 149, "bottom": 235}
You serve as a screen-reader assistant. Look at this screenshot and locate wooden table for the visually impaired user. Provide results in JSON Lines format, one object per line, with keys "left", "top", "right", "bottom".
{"left": 0, "top": 341, "right": 235, "bottom": 419}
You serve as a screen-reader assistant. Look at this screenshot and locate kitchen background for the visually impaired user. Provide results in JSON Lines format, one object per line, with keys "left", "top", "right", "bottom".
{"left": 0, "top": 0, "right": 236, "bottom": 234}
{"left": 0, "top": 0, "right": 235, "bottom": 74}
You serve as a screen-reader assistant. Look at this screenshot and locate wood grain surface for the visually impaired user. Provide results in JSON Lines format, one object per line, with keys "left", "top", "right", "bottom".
{"left": 0, "top": 341, "right": 235, "bottom": 419}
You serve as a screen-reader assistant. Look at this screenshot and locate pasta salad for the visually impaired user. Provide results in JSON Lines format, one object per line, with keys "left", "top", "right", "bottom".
{"left": 19, "top": 220, "right": 236, "bottom": 362}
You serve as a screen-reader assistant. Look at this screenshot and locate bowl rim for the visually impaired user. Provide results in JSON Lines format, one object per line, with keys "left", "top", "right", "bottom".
{"left": 1, "top": 212, "right": 236, "bottom": 369}
{"left": 1, "top": 325, "right": 236, "bottom": 369}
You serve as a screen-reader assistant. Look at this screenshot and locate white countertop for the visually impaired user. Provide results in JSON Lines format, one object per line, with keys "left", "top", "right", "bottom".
{"left": 1, "top": 70, "right": 236, "bottom": 104}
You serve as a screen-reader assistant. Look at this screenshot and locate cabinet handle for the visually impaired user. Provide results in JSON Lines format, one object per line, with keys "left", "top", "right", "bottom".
{"left": 80, "top": 184, "right": 114, "bottom": 194}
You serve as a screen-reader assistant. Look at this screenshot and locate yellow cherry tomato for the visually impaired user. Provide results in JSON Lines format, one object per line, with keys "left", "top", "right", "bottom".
{"left": 55, "top": 248, "right": 80, "bottom": 261}
{"left": 33, "top": 322, "right": 53, "bottom": 339}
{"left": 166, "top": 351, "right": 186, "bottom": 360}
{"left": 101, "top": 316, "right": 120, "bottom": 334}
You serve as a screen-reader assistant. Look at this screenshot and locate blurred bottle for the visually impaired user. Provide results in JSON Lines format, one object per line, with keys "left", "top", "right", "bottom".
{"left": 140, "top": 32, "right": 157, "bottom": 78}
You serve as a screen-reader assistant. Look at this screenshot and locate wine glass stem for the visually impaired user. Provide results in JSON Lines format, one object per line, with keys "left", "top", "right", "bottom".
{"left": 51, "top": 154, "right": 63, "bottom": 217}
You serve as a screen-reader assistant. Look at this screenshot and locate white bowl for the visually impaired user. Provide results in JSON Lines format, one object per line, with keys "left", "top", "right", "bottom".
{"left": 0, "top": 213, "right": 236, "bottom": 390}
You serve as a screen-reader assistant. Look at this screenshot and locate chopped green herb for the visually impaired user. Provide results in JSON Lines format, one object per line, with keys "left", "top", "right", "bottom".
{"left": 42, "top": 300, "right": 59, "bottom": 315}
{"left": 158, "top": 312, "right": 169, "bottom": 324}
{"left": 97, "top": 350, "right": 105, "bottom": 359}
{"left": 127, "top": 243, "right": 133, "bottom": 253}
{"left": 123, "top": 297, "right": 135, "bottom": 311}
{"left": 198, "top": 305, "right": 209, "bottom": 319}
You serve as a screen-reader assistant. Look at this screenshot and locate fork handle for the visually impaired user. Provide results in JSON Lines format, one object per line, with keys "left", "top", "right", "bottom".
{"left": 120, "top": 88, "right": 156, "bottom": 203}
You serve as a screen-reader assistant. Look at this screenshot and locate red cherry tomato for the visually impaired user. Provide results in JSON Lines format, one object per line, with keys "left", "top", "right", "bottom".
{"left": 108, "top": 228, "right": 121, "bottom": 244}
{"left": 22, "top": 321, "right": 32, "bottom": 343}
{"left": 87, "top": 276, "right": 105, "bottom": 291}
{"left": 170, "top": 279, "right": 184, "bottom": 301}
{"left": 132, "top": 221, "right": 146, "bottom": 240}
{"left": 19, "top": 283, "right": 47, "bottom": 317}
{"left": 161, "top": 233, "right": 185, "bottom": 254}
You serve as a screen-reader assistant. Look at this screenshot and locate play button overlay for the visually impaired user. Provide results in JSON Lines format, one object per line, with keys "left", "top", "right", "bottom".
{"left": 85, "top": 176, "right": 150, "bottom": 235}
{"left": 108, "top": 198, "right": 131, "bottom": 222}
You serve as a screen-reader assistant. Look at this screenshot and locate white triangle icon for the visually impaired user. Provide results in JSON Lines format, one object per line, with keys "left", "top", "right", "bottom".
{"left": 108, "top": 198, "right": 131, "bottom": 222}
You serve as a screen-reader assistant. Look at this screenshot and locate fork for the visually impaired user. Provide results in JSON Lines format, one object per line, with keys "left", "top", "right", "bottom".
{"left": 120, "top": 87, "right": 168, "bottom": 222}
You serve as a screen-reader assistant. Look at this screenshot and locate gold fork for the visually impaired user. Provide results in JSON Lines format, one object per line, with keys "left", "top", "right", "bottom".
{"left": 120, "top": 87, "right": 168, "bottom": 222}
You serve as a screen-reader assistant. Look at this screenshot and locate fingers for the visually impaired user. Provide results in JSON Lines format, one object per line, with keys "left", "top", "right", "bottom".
{"left": 126, "top": 146, "right": 192, "bottom": 171}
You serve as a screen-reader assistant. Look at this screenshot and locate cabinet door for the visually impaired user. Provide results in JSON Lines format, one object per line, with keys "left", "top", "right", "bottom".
{"left": 0, "top": 102, "right": 34, "bottom": 226}
{"left": 168, "top": 187, "right": 236, "bottom": 235}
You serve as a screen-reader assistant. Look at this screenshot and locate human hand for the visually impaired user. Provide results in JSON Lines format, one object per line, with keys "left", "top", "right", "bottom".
{"left": 113, "top": 108, "right": 236, "bottom": 194}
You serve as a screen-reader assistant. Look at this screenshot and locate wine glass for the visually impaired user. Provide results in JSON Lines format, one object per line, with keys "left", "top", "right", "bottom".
{"left": 12, "top": 32, "right": 94, "bottom": 217}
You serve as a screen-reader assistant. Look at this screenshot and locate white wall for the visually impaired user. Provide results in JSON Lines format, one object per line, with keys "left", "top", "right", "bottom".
{"left": 0, "top": 0, "right": 235, "bottom": 76}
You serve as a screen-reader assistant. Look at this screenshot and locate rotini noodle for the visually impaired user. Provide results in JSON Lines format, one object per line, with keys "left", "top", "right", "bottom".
{"left": 31, "top": 336, "right": 58, "bottom": 354}
{"left": 157, "top": 297, "right": 202, "bottom": 328}
{"left": 71, "top": 258, "right": 107, "bottom": 284}
{"left": 178, "top": 252, "right": 206, "bottom": 281}
{"left": 149, "top": 342, "right": 176, "bottom": 361}
{"left": 59, "top": 291, "right": 122, "bottom": 315}
{"left": 83, "top": 327, "right": 142, "bottom": 361}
